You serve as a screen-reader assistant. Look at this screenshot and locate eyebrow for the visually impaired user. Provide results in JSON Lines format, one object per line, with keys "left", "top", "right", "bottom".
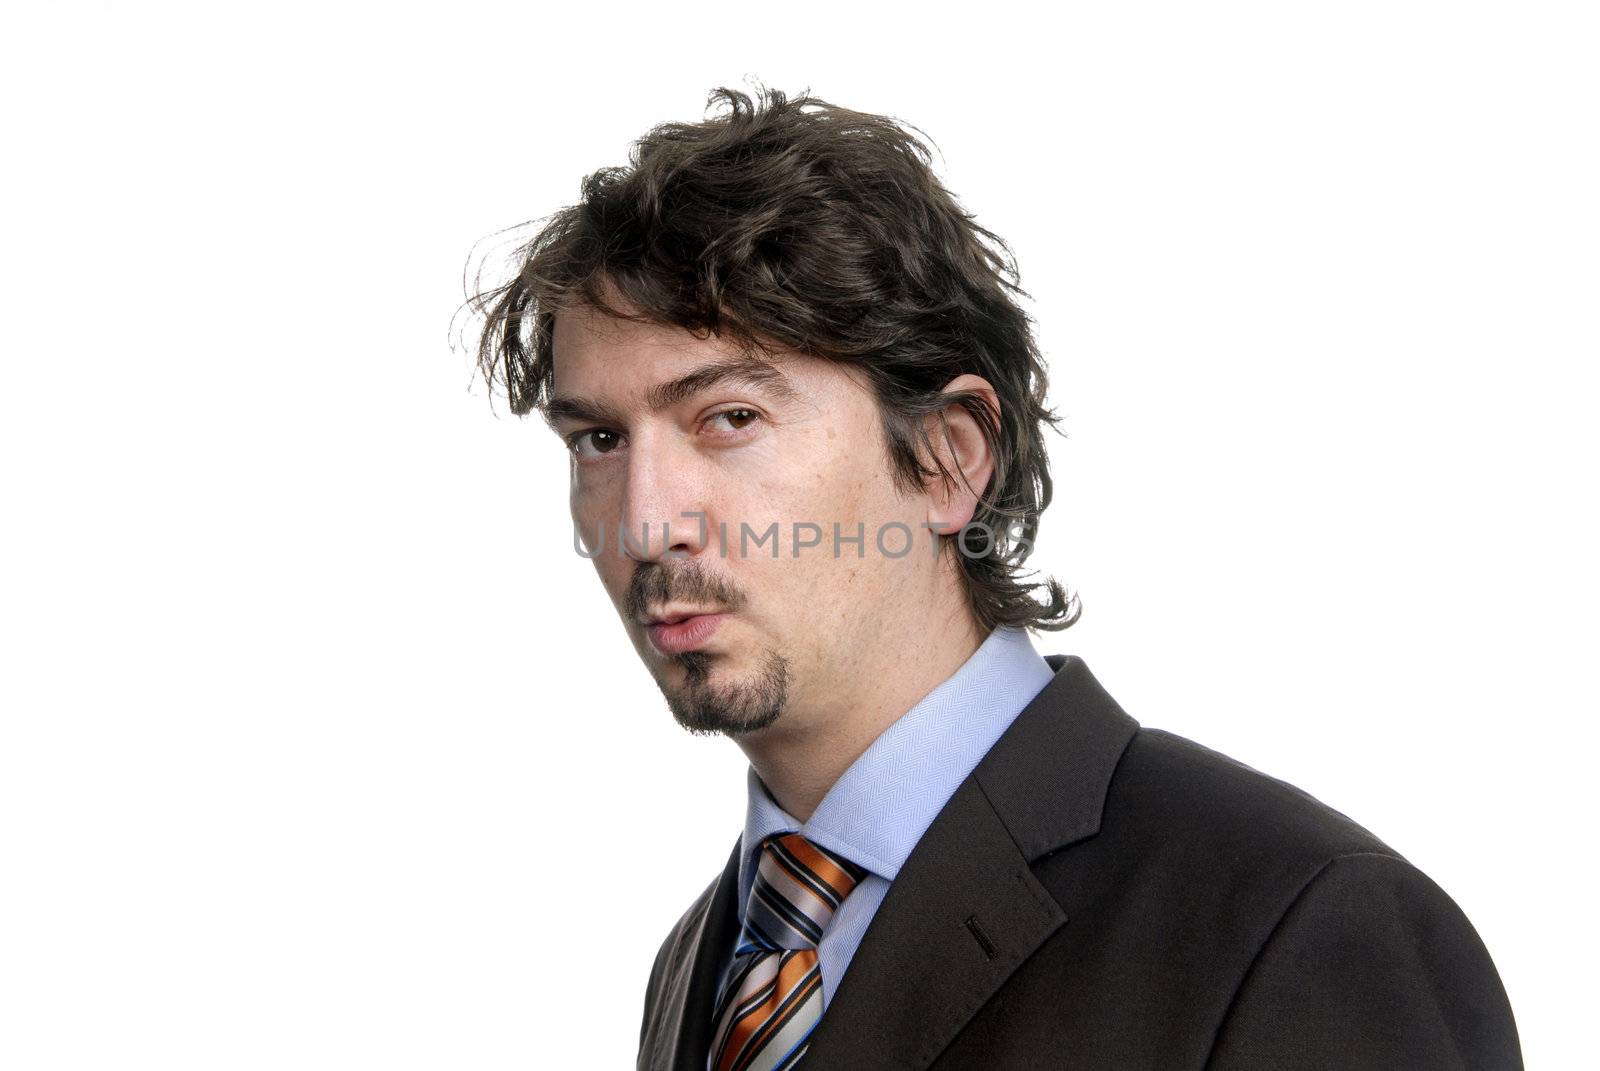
{"left": 542, "top": 354, "right": 804, "bottom": 432}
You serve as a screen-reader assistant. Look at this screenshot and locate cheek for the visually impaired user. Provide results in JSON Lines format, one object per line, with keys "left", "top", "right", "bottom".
{"left": 716, "top": 430, "right": 900, "bottom": 559}
{"left": 570, "top": 469, "right": 632, "bottom": 531}
{"left": 569, "top": 499, "right": 630, "bottom": 588}
{"left": 570, "top": 498, "right": 603, "bottom": 553}
{"left": 569, "top": 474, "right": 612, "bottom": 517}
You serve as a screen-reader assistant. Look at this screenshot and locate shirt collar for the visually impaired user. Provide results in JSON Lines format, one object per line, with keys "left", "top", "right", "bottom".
{"left": 736, "top": 626, "right": 1057, "bottom": 913}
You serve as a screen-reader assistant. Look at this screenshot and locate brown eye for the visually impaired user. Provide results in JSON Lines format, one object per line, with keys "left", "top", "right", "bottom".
{"left": 572, "top": 429, "right": 622, "bottom": 460}
{"left": 710, "top": 408, "right": 761, "bottom": 433}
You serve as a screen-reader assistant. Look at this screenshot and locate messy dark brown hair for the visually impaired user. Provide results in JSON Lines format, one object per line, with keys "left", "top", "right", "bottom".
{"left": 467, "top": 85, "right": 1080, "bottom": 633}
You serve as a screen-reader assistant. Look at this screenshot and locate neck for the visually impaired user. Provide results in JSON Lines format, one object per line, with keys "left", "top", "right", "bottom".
{"left": 736, "top": 603, "right": 989, "bottom": 823}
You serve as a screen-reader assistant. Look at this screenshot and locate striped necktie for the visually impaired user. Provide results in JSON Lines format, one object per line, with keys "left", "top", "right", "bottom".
{"left": 706, "top": 831, "right": 869, "bottom": 1071}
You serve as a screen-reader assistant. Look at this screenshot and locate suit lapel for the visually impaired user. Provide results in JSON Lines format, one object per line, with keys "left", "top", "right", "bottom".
{"left": 651, "top": 837, "right": 741, "bottom": 1071}
{"left": 797, "top": 774, "right": 1068, "bottom": 1069}
{"left": 798, "top": 654, "right": 1140, "bottom": 1070}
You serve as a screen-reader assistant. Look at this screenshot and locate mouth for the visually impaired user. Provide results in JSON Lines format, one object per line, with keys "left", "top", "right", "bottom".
{"left": 639, "top": 606, "right": 725, "bottom": 627}
{"left": 644, "top": 612, "right": 728, "bottom": 656}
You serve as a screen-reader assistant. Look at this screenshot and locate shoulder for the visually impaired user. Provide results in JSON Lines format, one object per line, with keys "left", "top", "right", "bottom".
{"left": 1109, "top": 724, "right": 1404, "bottom": 872}
{"left": 1195, "top": 813, "right": 1524, "bottom": 1065}
{"left": 1043, "top": 725, "right": 1520, "bottom": 1061}
{"left": 1033, "top": 722, "right": 1421, "bottom": 951}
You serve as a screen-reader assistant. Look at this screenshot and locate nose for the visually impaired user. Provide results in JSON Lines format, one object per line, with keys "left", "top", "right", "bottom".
{"left": 617, "top": 430, "right": 712, "bottom": 564}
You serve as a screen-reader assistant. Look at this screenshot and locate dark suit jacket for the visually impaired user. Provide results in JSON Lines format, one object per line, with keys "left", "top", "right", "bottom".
{"left": 638, "top": 655, "right": 1522, "bottom": 1069}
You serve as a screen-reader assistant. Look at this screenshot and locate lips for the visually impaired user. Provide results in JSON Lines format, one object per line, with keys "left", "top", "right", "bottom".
{"left": 645, "top": 613, "right": 727, "bottom": 655}
{"left": 641, "top": 606, "right": 723, "bottom": 627}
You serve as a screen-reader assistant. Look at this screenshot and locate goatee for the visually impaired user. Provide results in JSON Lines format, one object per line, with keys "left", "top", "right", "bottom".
{"left": 663, "top": 648, "right": 791, "bottom": 737}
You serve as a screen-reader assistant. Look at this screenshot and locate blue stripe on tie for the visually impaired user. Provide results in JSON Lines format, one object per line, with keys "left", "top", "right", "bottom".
{"left": 741, "top": 913, "right": 785, "bottom": 953}
{"left": 750, "top": 876, "right": 825, "bottom": 943}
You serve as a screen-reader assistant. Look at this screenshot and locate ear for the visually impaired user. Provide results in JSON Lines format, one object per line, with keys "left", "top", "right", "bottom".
{"left": 922, "top": 374, "right": 1000, "bottom": 536}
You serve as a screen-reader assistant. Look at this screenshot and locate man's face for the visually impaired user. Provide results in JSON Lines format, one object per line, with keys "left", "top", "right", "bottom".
{"left": 549, "top": 300, "right": 948, "bottom": 740}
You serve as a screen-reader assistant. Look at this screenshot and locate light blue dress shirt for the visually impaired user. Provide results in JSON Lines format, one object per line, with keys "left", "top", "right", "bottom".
{"left": 725, "top": 625, "right": 1058, "bottom": 1010}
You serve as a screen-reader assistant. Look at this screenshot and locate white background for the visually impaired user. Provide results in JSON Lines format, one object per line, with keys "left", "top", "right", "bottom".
{"left": 2, "top": 2, "right": 1594, "bottom": 1067}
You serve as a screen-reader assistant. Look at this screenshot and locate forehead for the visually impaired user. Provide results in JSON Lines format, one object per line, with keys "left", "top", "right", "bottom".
{"left": 551, "top": 301, "right": 735, "bottom": 387}
{"left": 548, "top": 300, "right": 871, "bottom": 413}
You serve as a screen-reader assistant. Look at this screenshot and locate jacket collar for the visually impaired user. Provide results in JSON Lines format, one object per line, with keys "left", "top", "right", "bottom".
{"left": 658, "top": 654, "right": 1139, "bottom": 1071}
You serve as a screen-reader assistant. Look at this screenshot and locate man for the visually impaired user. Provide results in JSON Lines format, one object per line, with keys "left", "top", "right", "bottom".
{"left": 471, "top": 87, "right": 1521, "bottom": 1069}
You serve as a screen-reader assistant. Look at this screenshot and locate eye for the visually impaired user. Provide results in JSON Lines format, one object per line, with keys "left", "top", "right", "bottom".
{"left": 568, "top": 428, "right": 623, "bottom": 461}
{"left": 706, "top": 408, "right": 763, "bottom": 435}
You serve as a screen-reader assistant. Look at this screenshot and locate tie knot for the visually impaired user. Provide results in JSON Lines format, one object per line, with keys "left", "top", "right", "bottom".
{"left": 739, "top": 832, "right": 868, "bottom": 953}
